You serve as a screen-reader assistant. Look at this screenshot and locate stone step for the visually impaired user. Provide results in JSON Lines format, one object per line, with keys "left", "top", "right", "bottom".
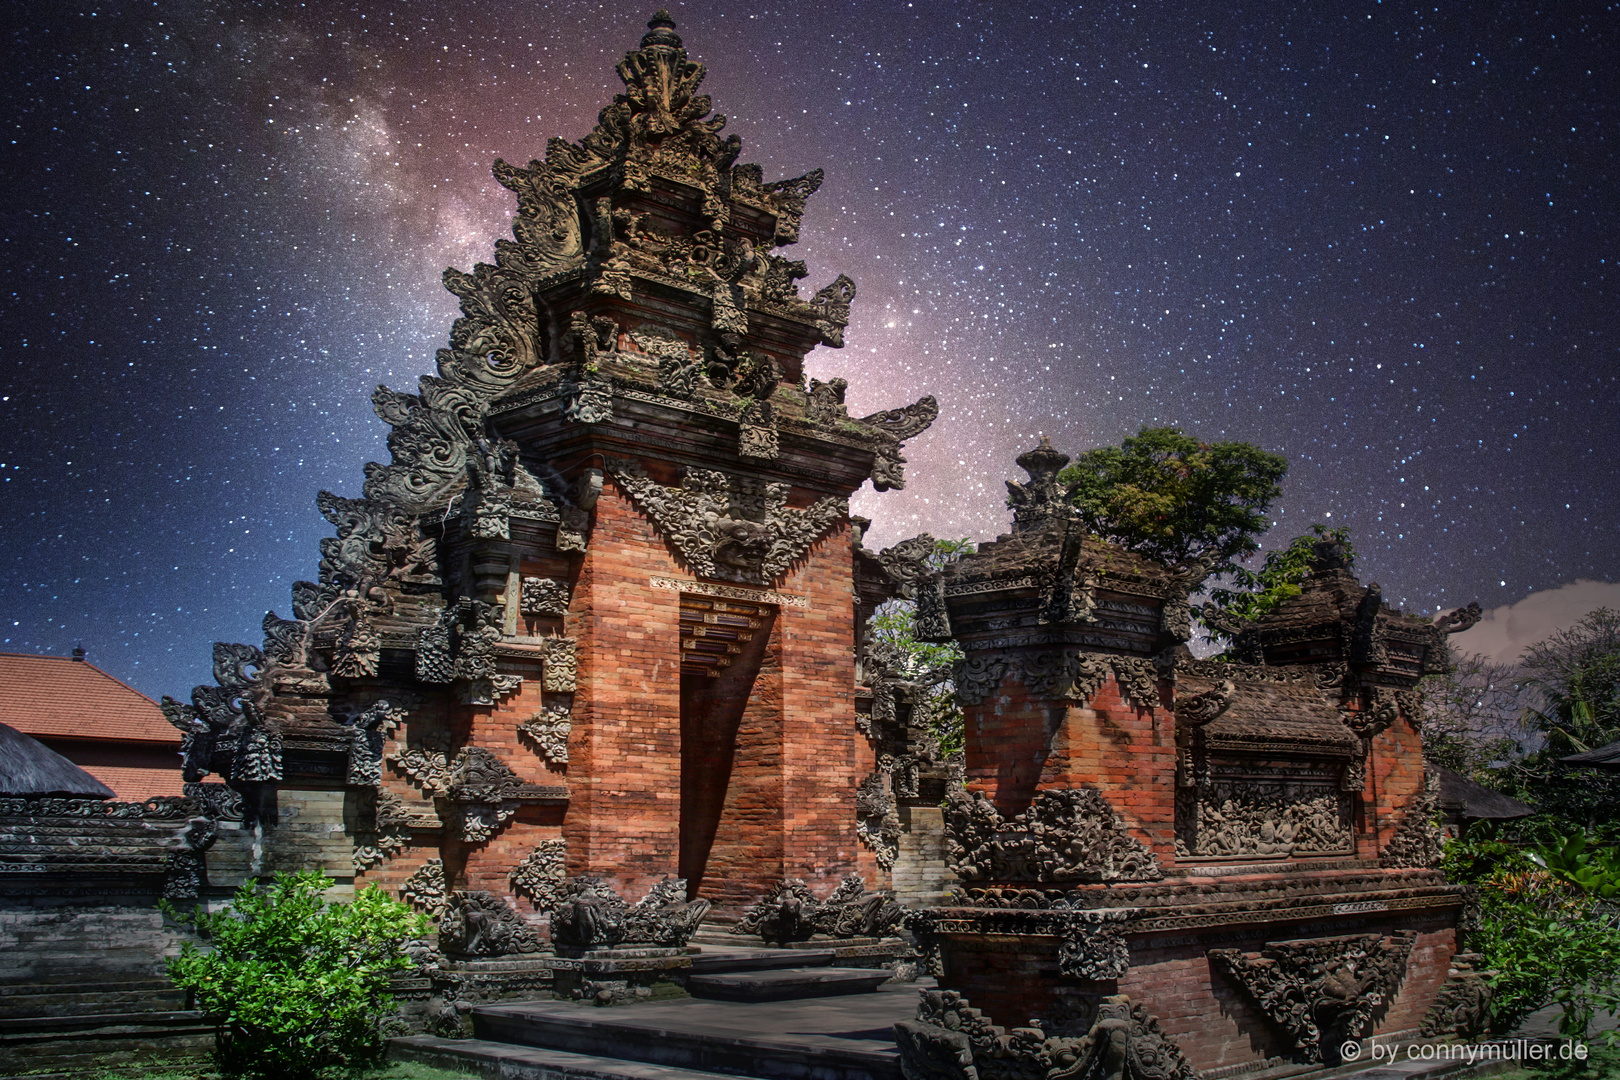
{"left": 391, "top": 1035, "right": 751, "bottom": 1080}
{"left": 686, "top": 967, "right": 892, "bottom": 1002}
{"left": 687, "top": 946, "right": 837, "bottom": 975}
{"left": 472, "top": 994, "right": 905, "bottom": 1080}
{"left": 0, "top": 985, "right": 185, "bottom": 1019}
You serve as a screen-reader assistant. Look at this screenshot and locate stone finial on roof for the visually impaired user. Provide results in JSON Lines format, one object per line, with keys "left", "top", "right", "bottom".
{"left": 1006, "top": 436, "right": 1079, "bottom": 534}
{"left": 641, "top": 9, "right": 682, "bottom": 49}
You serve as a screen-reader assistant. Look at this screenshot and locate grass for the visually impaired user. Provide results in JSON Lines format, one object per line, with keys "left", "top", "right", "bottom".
{"left": 82, "top": 1064, "right": 476, "bottom": 1080}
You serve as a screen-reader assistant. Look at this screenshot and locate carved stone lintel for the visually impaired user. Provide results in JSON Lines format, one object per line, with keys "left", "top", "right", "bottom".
{"left": 1210, "top": 932, "right": 1416, "bottom": 1064}
{"left": 733, "top": 874, "right": 902, "bottom": 945}
{"left": 609, "top": 461, "right": 846, "bottom": 585}
{"left": 944, "top": 787, "right": 1162, "bottom": 884}
{"left": 1175, "top": 768, "right": 1353, "bottom": 858}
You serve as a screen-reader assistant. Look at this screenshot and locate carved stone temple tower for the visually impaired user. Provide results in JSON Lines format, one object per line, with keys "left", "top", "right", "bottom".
{"left": 160, "top": 10, "right": 936, "bottom": 991}
{"left": 894, "top": 441, "right": 1487, "bottom": 1078}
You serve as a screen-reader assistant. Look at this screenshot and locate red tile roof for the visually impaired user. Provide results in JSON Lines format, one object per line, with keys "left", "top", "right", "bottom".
{"left": 0, "top": 653, "right": 178, "bottom": 746}
{"left": 79, "top": 763, "right": 186, "bottom": 800}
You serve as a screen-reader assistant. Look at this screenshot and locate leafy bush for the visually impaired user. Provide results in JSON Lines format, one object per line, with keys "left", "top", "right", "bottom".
{"left": 162, "top": 870, "right": 429, "bottom": 1078}
{"left": 1447, "top": 832, "right": 1620, "bottom": 1037}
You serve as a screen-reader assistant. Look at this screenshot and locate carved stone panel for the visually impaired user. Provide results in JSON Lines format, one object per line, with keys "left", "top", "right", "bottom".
{"left": 1175, "top": 762, "right": 1353, "bottom": 859}
{"left": 509, "top": 838, "right": 568, "bottom": 910}
{"left": 520, "top": 577, "right": 571, "bottom": 617}
{"left": 440, "top": 890, "right": 542, "bottom": 957}
{"left": 549, "top": 875, "right": 712, "bottom": 949}
{"left": 518, "top": 699, "right": 572, "bottom": 766}
{"left": 609, "top": 461, "right": 846, "bottom": 584}
{"left": 1210, "top": 932, "right": 1416, "bottom": 1064}
{"left": 733, "top": 874, "right": 903, "bottom": 945}
{"left": 944, "top": 787, "right": 1163, "bottom": 884}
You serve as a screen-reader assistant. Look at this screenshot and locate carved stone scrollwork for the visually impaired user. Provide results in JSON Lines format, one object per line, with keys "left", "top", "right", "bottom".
{"left": 1056, "top": 909, "right": 1137, "bottom": 980}
{"left": 1209, "top": 932, "right": 1416, "bottom": 1064}
{"left": 1111, "top": 657, "right": 1161, "bottom": 710}
{"left": 520, "top": 577, "right": 571, "bottom": 617}
{"left": 1343, "top": 686, "right": 1400, "bottom": 740}
{"left": 509, "top": 838, "right": 568, "bottom": 910}
{"left": 549, "top": 875, "right": 712, "bottom": 949}
{"left": 1380, "top": 770, "right": 1443, "bottom": 869}
{"left": 733, "top": 874, "right": 902, "bottom": 945}
{"left": 161, "top": 641, "right": 282, "bottom": 784}
{"left": 440, "top": 890, "right": 542, "bottom": 957}
{"left": 563, "top": 374, "right": 614, "bottom": 424}
{"left": 162, "top": 816, "right": 218, "bottom": 901}
{"left": 1174, "top": 680, "right": 1234, "bottom": 727}
{"left": 609, "top": 460, "right": 846, "bottom": 584}
{"left": 518, "top": 699, "right": 572, "bottom": 765}
{"left": 944, "top": 787, "right": 1163, "bottom": 884}
{"left": 952, "top": 655, "right": 1011, "bottom": 707}
{"left": 861, "top": 396, "right": 938, "bottom": 492}
{"left": 806, "top": 377, "right": 848, "bottom": 427}
{"left": 856, "top": 770, "right": 901, "bottom": 870}
{"left": 401, "top": 857, "right": 451, "bottom": 919}
{"left": 539, "top": 636, "right": 579, "bottom": 692}
{"left": 444, "top": 746, "right": 560, "bottom": 844}
{"left": 895, "top": 989, "right": 1195, "bottom": 1080}
{"left": 340, "top": 699, "right": 404, "bottom": 787}
{"left": 876, "top": 534, "right": 937, "bottom": 600}
{"left": 1420, "top": 953, "right": 1494, "bottom": 1040}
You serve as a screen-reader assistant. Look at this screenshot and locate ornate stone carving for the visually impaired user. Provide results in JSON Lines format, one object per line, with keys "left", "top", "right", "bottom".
{"left": 1420, "top": 953, "right": 1494, "bottom": 1040}
{"left": 162, "top": 816, "right": 218, "bottom": 901}
{"left": 944, "top": 787, "right": 1163, "bottom": 883}
{"left": 876, "top": 534, "right": 937, "bottom": 600}
{"left": 1111, "top": 657, "right": 1160, "bottom": 710}
{"left": 1380, "top": 771, "right": 1443, "bottom": 869}
{"left": 862, "top": 396, "right": 939, "bottom": 491}
{"left": 518, "top": 700, "right": 572, "bottom": 765}
{"left": 161, "top": 641, "right": 281, "bottom": 784}
{"left": 440, "top": 890, "right": 542, "bottom": 957}
{"left": 1175, "top": 769, "right": 1353, "bottom": 859}
{"left": 563, "top": 374, "right": 614, "bottom": 424}
{"left": 401, "top": 858, "right": 451, "bottom": 919}
{"left": 1056, "top": 908, "right": 1137, "bottom": 980}
{"left": 609, "top": 460, "right": 846, "bottom": 584}
{"left": 538, "top": 636, "right": 579, "bottom": 692}
{"left": 444, "top": 746, "right": 561, "bottom": 844}
{"left": 509, "top": 839, "right": 568, "bottom": 910}
{"left": 733, "top": 874, "right": 902, "bottom": 945}
{"left": 856, "top": 771, "right": 901, "bottom": 870}
{"left": 895, "top": 989, "right": 1194, "bottom": 1080}
{"left": 549, "top": 875, "right": 712, "bottom": 949}
{"left": 1006, "top": 437, "right": 1079, "bottom": 534}
{"left": 416, "top": 597, "right": 503, "bottom": 685}
{"left": 1210, "top": 932, "right": 1416, "bottom": 1064}
{"left": 1174, "top": 680, "right": 1234, "bottom": 726}
{"left": 914, "top": 573, "right": 953, "bottom": 642}
{"left": 952, "top": 654, "right": 1010, "bottom": 707}
{"left": 520, "top": 576, "right": 571, "bottom": 617}
{"left": 340, "top": 699, "right": 404, "bottom": 787}
{"left": 738, "top": 420, "right": 779, "bottom": 460}
{"left": 806, "top": 376, "right": 847, "bottom": 426}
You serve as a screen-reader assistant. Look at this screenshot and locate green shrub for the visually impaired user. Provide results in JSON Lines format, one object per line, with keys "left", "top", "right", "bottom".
{"left": 162, "top": 870, "right": 429, "bottom": 1079}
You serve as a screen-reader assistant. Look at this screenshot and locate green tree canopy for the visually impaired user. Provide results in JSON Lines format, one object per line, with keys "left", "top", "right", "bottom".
{"left": 1057, "top": 426, "right": 1287, "bottom": 578}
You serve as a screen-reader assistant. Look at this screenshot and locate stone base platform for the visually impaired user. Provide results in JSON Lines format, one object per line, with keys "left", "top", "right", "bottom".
{"left": 392, "top": 981, "right": 921, "bottom": 1080}
{"left": 686, "top": 966, "right": 892, "bottom": 1002}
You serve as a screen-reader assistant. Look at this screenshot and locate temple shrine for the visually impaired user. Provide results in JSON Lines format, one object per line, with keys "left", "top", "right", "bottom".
{"left": 111, "top": 11, "right": 1492, "bottom": 1076}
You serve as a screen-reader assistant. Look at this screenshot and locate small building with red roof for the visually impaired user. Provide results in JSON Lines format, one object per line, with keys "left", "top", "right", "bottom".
{"left": 0, "top": 649, "right": 182, "bottom": 799}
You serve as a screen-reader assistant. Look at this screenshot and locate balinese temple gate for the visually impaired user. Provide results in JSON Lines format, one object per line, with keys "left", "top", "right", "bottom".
{"left": 161, "top": 11, "right": 1489, "bottom": 1075}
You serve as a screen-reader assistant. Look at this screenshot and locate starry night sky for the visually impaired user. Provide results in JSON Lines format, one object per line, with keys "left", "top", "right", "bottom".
{"left": 3, "top": 1, "right": 1615, "bottom": 700}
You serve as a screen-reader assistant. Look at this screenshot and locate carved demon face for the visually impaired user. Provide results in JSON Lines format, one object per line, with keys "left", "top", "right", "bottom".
{"left": 712, "top": 515, "right": 770, "bottom": 570}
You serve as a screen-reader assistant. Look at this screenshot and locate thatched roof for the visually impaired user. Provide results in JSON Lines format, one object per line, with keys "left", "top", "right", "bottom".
{"left": 1561, "top": 739, "right": 1620, "bottom": 769}
{"left": 0, "top": 722, "right": 116, "bottom": 798}
{"left": 1433, "top": 765, "right": 1533, "bottom": 821}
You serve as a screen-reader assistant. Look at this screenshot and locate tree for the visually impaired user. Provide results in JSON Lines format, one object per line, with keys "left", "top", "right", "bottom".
{"left": 866, "top": 537, "right": 975, "bottom": 756}
{"left": 162, "top": 870, "right": 429, "bottom": 1078}
{"left": 1204, "top": 523, "right": 1354, "bottom": 632}
{"left": 1057, "top": 426, "right": 1288, "bottom": 578}
{"left": 1419, "top": 644, "right": 1526, "bottom": 780}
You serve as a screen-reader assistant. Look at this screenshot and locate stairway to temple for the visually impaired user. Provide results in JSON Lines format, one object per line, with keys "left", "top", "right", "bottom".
{"left": 390, "top": 945, "right": 917, "bottom": 1080}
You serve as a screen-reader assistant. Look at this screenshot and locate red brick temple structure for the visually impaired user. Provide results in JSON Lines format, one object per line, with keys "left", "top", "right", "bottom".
{"left": 133, "top": 11, "right": 1493, "bottom": 1072}
{"left": 894, "top": 438, "right": 1487, "bottom": 1078}
{"left": 157, "top": 8, "right": 934, "bottom": 1013}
